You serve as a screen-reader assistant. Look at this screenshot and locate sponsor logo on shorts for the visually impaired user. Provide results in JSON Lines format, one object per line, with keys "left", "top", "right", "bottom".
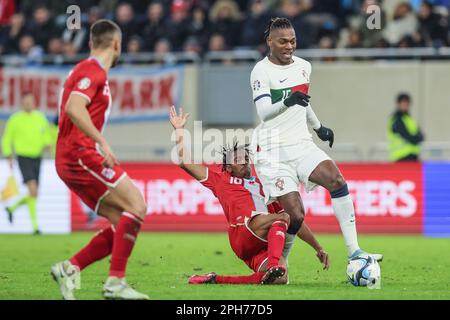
{"left": 101, "top": 168, "right": 116, "bottom": 180}
{"left": 275, "top": 178, "right": 285, "bottom": 191}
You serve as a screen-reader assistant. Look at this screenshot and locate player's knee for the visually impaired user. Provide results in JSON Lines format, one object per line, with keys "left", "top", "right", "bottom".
{"left": 129, "top": 201, "right": 147, "bottom": 220}
{"left": 329, "top": 173, "right": 346, "bottom": 192}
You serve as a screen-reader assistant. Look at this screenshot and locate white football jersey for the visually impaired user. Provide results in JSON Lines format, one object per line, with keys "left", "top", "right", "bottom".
{"left": 250, "top": 56, "right": 313, "bottom": 156}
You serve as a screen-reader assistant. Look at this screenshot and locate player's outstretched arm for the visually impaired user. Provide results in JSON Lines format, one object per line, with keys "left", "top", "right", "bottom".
{"left": 169, "top": 106, "right": 207, "bottom": 181}
{"left": 65, "top": 94, "right": 118, "bottom": 168}
{"left": 298, "top": 223, "right": 329, "bottom": 270}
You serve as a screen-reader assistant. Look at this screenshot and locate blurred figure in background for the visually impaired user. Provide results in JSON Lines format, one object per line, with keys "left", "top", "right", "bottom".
{"left": 387, "top": 93, "right": 424, "bottom": 162}
{"left": 1, "top": 92, "right": 51, "bottom": 234}
{"left": 383, "top": 2, "right": 418, "bottom": 46}
{"left": 140, "top": 1, "right": 166, "bottom": 52}
{"left": 209, "top": 0, "right": 243, "bottom": 48}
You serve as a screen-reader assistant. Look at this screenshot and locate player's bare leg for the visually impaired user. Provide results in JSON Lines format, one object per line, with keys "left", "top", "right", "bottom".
{"left": 248, "top": 212, "right": 289, "bottom": 284}
{"left": 51, "top": 202, "right": 121, "bottom": 300}
{"left": 97, "top": 176, "right": 150, "bottom": 300}
{"left": 276, "top": 192, "right": 305, "bottom": 262}
{"left": 309, "top": 160, "right": 383, "bottom": 262}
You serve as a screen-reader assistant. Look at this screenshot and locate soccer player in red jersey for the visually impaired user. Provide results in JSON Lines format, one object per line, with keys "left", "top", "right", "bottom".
{"left": 170, "top": 106, "right": 329, "bottom": 284}
{"left": 50, "top": 20, "right": 149, "bottom": 300}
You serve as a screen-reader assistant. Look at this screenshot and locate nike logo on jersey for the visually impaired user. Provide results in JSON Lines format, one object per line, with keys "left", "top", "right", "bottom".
{"left": 279, "top": 78, "right": 288, "bottom": 83}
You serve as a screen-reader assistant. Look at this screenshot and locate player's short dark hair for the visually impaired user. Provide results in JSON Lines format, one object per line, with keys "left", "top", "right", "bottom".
{"left": 90, "top": 19, "right": 121, "bottom": 49}
{"left": 221, "top": 140, "right": 250, "bottom": 172}
{"left": 264, "top": 17, "right": 293, "bottom": 40}
{"left": 397, "top": 92, "right": 411, "bottom": 103}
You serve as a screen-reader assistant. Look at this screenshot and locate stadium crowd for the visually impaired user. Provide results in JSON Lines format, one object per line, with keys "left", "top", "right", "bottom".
{"left": 0, "top": 0, "right": 449, "bottom": 61}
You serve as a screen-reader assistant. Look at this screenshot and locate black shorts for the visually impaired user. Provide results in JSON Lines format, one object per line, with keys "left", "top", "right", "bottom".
{"left": 17, "top": 156, "right": 42, "bottom": 184}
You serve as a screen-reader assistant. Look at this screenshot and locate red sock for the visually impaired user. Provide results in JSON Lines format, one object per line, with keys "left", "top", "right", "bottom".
{"left": 267, "top": 220, "right": 288, "bottom": 269}
{"left": 70, "top": 226, "right": 114, "bottom": 271}
{"left": 109, "top": 213, "right": 143, "bottom": 278}
{"left": 216, "top": 272, "right": 264, "bottom": 284}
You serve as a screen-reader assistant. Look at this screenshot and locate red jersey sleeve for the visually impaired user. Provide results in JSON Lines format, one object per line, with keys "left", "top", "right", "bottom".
{"left": 268, "top": 201, "right": 284, "bottom": 214}
{"left": 199, "top": 168, "right": 223, "bottom": 196}
{"left": 70, "top": 64, "right": 105, "bottom": 104}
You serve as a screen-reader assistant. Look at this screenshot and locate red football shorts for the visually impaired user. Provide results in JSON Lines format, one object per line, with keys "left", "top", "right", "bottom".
{"left": 228, "top": 220, "right": 269, "bottom": 273}
{"left": 56, "top": 147, "right": 127, "bottom": 212}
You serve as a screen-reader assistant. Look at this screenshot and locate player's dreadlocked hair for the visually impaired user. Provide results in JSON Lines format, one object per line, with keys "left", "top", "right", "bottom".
{"left": 264, "top": 17, "right": 293, "bottom": 40}
{"left": 221, "top": 139, "right": 251, "bottom": 172}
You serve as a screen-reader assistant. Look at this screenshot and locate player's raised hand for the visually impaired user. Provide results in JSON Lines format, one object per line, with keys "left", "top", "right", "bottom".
{"left": 100, "top": 140, "right": 119, "bottom": 168}
{"left": 316, "top": 249, "right": 330, "bottom": 271}
{"left": 169, "top": 105, "right": 190, "bottom": 129}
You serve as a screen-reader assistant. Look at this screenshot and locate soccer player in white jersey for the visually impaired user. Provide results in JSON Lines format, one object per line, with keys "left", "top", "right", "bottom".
{"left": 250, "top": 17, "right": 383, "bottom": 263}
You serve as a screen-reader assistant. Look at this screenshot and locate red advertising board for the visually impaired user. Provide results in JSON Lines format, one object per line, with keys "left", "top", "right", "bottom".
{"left": 71, "top": 163, "right": 423, "bottom": 234}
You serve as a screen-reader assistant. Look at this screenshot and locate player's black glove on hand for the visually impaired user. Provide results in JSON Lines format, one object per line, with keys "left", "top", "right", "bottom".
{"left": 283, "top": 92, "right": 310, "bottom": 107}
{"left": 314, "top": 125, "right": 334, "bottom": 148}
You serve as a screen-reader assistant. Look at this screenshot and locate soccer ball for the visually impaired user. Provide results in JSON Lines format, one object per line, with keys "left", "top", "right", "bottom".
{"left": 346, "top": 255, "right": 381, "bottom": 287}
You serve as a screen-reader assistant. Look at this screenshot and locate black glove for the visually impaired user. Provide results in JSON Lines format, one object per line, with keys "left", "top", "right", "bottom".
{"left": 283, "top": 91, "right": 310, "bottom": 107}
{"left": 314, "top": 125, "right": 334, "bottom": 148}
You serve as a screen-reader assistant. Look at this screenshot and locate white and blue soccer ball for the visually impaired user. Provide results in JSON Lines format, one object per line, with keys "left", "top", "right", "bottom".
{"left": 346, "top": 255, "right": 381, "bottom": 287}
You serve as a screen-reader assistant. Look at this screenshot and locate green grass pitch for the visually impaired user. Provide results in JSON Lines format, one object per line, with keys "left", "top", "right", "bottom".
{"left": 0, "top": 233, "right": 449, "bottom": 300}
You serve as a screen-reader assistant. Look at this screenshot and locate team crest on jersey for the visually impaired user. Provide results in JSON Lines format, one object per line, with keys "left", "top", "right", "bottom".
{"left": 275, "top": 178, "right": 285, "bottom": 191}
{"left": 78, "top": 77, "right": 91, "bottom": 90}
{"left": 101, "top": 168, "right": 116, "bottom": 180}
{"left": 252, "top": 80, "right": 261, "bottom": 91}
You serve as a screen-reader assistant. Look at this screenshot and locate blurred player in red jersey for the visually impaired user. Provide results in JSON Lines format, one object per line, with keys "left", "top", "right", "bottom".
{"left": 170, "top": 106, "right": 329, "bottom": 285}
{"left": 50, "top": 20, "right": 149, "bottom": 300}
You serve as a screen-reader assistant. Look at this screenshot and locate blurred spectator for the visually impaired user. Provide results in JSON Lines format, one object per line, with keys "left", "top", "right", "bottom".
{"left": 240, "top": 0, "right": 272, "bottom": 48}
{"left": 418, "top": 1, "right": 448, "bottom": 47}
{"left": 62, "top": 41, "right": 77, "bottom": 59}
{"left": 126, "top": 35, "right": 142, "bottom": 53}
{"left": 318, "top": 36, "right": 337, "bottom": 62}
{"left": 0, "top": 0, "right": 15, "bottom": 26}
{"left": 114, "top": 2, "right": 139, "bottom": 51}
{"left": 387, "top": 93, "right": 424, "bottom": 162}
{"left": 209, "top": 0, "right": 243, "bottom": 48}
{"left": 2, "top": 13, "right": 27, "bottom": 54}
{"left": 186, "top": 5, "right": 210, "bottom": 51}
{"left": 165, "top": 0, "right": 191, "bottom": 51}
{"left": 209, "top": 33, "right": 227, "bottom": 51}
{"left": 346, "top": 29, "right": 363, "bottom": 48}
{"left": 278, "top": 0, "right": 313, "bottom": 49}
{"left": 383, "top": 2, "right": 418, "bottom": 46}
{"left": 310, "top": 0, "right": 353, "bottom": 27}
{"left": 348, "top": 0, "right": 386, "bottom": 48}
{"left": 123, "top": 35, "right": 143, "bottom": 64}
{"left": 60, "top": 22, "right": 88, "bottom": 54}
{"left": 79, "top": 6, "right": 105, "bottom": 52}
{"left": 183, "top": 36, "right": 203, "bottom": 55}
{"left": 18, "top": 34, "right": 44, "bottom": 63}
{"left": 47, "top": 37, "right": 63, "bottom": 55}
{"left": 397, "top": 34, "right": 416, "bottom": 47}
{"left": 28, "top": 5, "right": 57, "bottom": 49}
{"left": 140, "top": 1, "right": 166, "bottom": 51}
{"left": 154, "top": 38, "right": 177, "bottom": 65}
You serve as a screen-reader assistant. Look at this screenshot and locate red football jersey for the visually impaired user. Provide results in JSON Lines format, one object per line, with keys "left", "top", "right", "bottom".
{"left": 57, "top": 58, "right": 111, "bottom": 152}
{"left": 200, "top": 168, "right": 284, "bottom": 225}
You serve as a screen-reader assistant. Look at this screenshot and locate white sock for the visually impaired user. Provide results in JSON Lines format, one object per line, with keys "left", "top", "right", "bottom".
{"left": 282, "top": 233, "right": 296, "bottom": 262}
{"left": 332, "top": 195, "right": 360, "bottom": 256}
